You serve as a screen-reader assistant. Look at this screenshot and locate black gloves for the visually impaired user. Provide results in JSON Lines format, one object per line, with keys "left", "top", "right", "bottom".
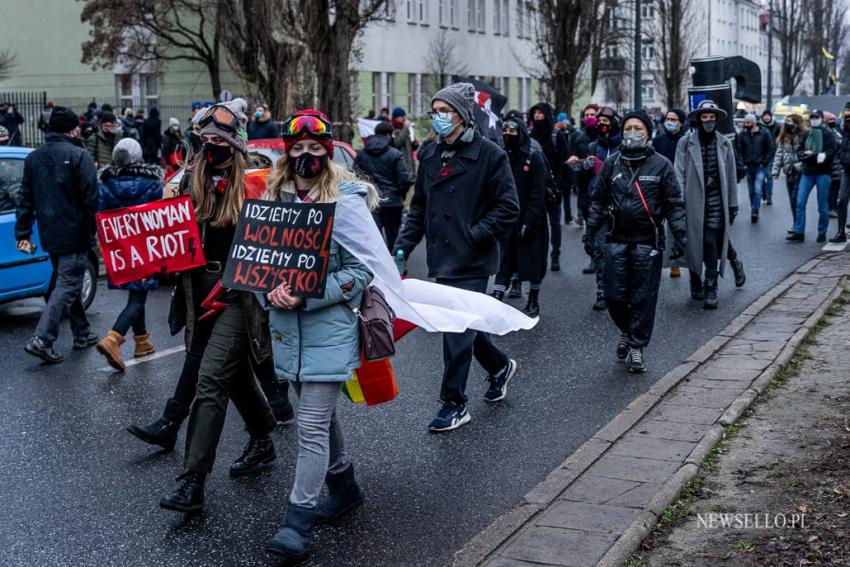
{"left": 729, "top": 206, "right": 738, "bottom": 225}
{"left": 669, "top": 236, "right": 687, "bottom": 260}
{"left": 582, "top": 233, "right": 595, "bottom": 256}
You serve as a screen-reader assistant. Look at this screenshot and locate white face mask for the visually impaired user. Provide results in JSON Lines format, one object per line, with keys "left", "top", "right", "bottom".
{"left": 811, "top": 118, "right": 823, "bottom": 127}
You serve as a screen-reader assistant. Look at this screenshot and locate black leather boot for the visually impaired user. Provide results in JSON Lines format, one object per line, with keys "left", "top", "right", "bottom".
{"left": 523, "top": 289, "right": 540, "bottom": 318}
{"left": 689, "top": 271, "right": 704, "bottom": 300}
{"left": 490, "top": 290, "right": 505, "bottom": 302}
{"left": 592, "top": 290, "right": 607, "bottom": 311}
{"left": 731, "top": 259, "right": 746, "bottom": 288}
{"left": 229, "top": 435, "right": 276, "bottom": 478}
{"left": 315, "top": 463, "right": 365, "bottom": 524}
{"left": 704, "top": 277, "right": 719, "bottom": 310}
{"left": 266, "top": 504, "right": 318, "bottom": 559}
{"left": 160, "top": 470, "right": 205, "bottom": 513}
{"left": 126, "top": 398, "right": 188, "bottom": 451}
{"left": 508, "top": 279, "right": 522, "bottom": 298}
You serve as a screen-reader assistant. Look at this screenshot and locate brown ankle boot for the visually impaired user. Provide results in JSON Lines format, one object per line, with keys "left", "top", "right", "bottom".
{"left": 97, "top": 330, "right": 126, "bottom": 372}
{"left": 133, "top": 332, "right": 156, "bottom": 358}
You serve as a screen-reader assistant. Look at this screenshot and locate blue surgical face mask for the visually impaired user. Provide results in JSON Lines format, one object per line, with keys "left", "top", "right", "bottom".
{"left": 432, "top": 113, "right": 456, "bottom": 137}
{"left": 254, "top": 111, "right": 263, "bottom": 119}
{"left": 664, "top": 121, "right": 679, "bottom": 133}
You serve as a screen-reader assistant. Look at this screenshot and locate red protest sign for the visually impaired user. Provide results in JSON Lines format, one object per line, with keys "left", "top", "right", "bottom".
{"left": 96, "top": 195, "right": 206, "bottom": 286}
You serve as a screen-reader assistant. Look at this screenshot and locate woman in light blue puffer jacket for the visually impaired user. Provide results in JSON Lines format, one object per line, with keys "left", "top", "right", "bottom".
{"left": 261, "top": 110, "right": 378, "bottom": 561}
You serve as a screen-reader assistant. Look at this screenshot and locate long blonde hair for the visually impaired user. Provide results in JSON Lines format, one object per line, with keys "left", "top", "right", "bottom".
{"left": 266, "top": 154, "right": 379, "bottom": 210}
{"left": 190, "top": 152, "right": 248, "bottom": 227}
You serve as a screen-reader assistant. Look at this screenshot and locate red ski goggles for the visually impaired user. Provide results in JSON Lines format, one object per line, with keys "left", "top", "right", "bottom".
{"left": 281, "top": 112, "right": 333, "bottom": 140}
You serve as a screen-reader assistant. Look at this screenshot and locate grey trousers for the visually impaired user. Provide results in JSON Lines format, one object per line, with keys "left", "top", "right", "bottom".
{"left": 289, "top": 381, "right": 350, "bottom": 508}
{"left": 36, "top": 252, "right": 90, "bottom": 345}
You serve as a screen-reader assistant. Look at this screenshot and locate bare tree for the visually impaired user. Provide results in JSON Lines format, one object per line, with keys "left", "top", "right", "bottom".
{"left": 588, "top": 0, "right": 623, "bottom": 97}
{"left": 217, "top": 0, "right": 311, "bottom": 118}
{"left": 528, "top": 0, "right": 616, "bottom": 114}
{"left": 424, "top": 29, "right": 469, "bottom": 97}
{"left": 774, "top": 0, "right": 809, "bottom": 96}
{"left": 0, "top": 50, "right": 16, "bottom": 82}
{"left": 651, "top": 0, "right": 702, "bottom": 108}
{"left": 80, "top": 0, "right": 224, "bottom": 98}
{"left": 300, "top": 0, "right": 389, "bottom": 121}
{"left": 806, "top": 0, "right": 849, "bottom": 94}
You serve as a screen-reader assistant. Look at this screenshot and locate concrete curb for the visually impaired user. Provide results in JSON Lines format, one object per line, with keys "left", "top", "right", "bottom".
{"left": 449, "top": 254, "right": 847, "bottom": 567}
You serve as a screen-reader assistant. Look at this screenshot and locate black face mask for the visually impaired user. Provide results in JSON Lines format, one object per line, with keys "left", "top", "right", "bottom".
{"left": 189, "top": 132, "right": 202, "bottom": 153}
{"left": 503, "top": 134, "right": 520, "bottom": 150}
{"left": 203, "top": 143, "right": 233, "bottom": 167}
{"left": 532, "top": 119, "right": 548, "bottom": 130}
{"left": 784, "top": 123, "right": 796, "bottom": 133}
{"left": 289, "top": 152, "right": 329, "bottom": 179}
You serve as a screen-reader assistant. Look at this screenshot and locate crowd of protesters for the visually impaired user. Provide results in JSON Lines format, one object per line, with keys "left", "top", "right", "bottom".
{"left": 11, "top": 76, "right": 850, "bottom": 561}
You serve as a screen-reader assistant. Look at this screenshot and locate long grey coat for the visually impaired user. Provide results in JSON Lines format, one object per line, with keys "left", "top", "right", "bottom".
{"left": 673, "top": 132, "right": 738, "bottom": 278}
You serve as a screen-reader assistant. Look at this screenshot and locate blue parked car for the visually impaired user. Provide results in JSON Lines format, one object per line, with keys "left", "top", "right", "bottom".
{"left": 0, "top": 147, "right": 98, "bottom": 308}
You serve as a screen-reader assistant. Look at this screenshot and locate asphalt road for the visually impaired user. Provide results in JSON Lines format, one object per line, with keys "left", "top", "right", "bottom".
{"left": 0, "top": 179, "right": 843, "bottom": 567}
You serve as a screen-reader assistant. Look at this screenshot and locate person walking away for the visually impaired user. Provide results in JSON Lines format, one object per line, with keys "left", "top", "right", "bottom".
{"left": 652, "top": 108, "right": 687, "bottom": 279}
{"left": 141, "top": 107, "right": 162, "bottom": 164}
{"left": 247, "top": 105, "right": 280, "bottom": 139}
{"left": 95, "top": 139, "right": 163, "bottom": 370}
{"left": 760, "top": 110, "right": 779, "bottom": 205}
{"left": 15, "top": 107, "right": 99, "bottom": 363}
{"left": 354, "top": 121, "right": 413, "bottom": 251}
{"left": 0, "top": 102, "right": 25, "bottom": 146}
{"left": 528, "top": 101, "right": 571, "bottom": 273}
{"left": 787, "top": 109, "right": 837, "bottom": 243}
{"left": 37, "top": 101, "right": 55, "bottom": 141}
{"left": 585, "top": 106, "right": 623, "bottom": 310}
{"left": 772, "top": 114, "right": 806, "bottom": 233}
{"left": 830, "top": 103, "right": 850, "bottom": 243}
{"left": 121, "top": 108, "right": 140, "bottom": 141}
{"left": 263, "top": 109, "right": 377, "bottom": 560}
{"left": 492, "top": 117, "right": 548, "bottom": 317}
{"left": 567, "top": 104, "right": 600, "bottom": 227}
{"left": 161, "top": 117, "right": 186, "bottom": 177}
{"left": 674, "top": 99, "right": 746, "bottom": 310}
{"left": 390, "top": 107, "right": 415, "bottom": 176}
{"left": 582, "top": 110, "right": 687, "bottom": 373}
{"left": 825, "top": 112, "right": 843, "bottom": 218}
{"left": 735, "top": 113, "right": 773, "bottom": 222}
{"left": 86, "top": 111, "right": 121, "bottom": 168}
{"left": 393, "top": 82, "right": 520, "bottom": 432}
{"left": 157, "top": 99, "right": 289, "bottom": 514}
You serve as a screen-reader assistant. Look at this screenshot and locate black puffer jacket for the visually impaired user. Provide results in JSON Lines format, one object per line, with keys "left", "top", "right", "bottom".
{"left": 586, "top": 146, "right": 686, "bottom": 246}
{"left": 735, "top": 126, "right": 774, "bottom": 167}
{"left": 354, "top": 135, "right": 412, "bottom": 208}
{"left": 15, "top": 133, "right": 98, "bottom": 255}
{"left": 701, "top": 135, "right": 724, "bottom": 230}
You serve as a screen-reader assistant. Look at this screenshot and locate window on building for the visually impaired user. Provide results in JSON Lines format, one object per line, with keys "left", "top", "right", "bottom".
{"left": 641, "top": 0, "right": 655, "bottom": 19}
{"left": 450, "top": 0, "right": 459, "bottom": 27}
{"left": 408, "top": 74, "right": 418, "bottom": 117}
{"left": 386, "top": 72, "right": 397, "bottom": 110}
{"left": 494, "top": 0, "right": 501, "bottom": 35}
{"left": 641, "top": 79, "right": 654, "bottom": 101}
{"left": 439, "top": 0, "right": 448, "bottom": 26}
{"left": 384, "top": 0, "right": 397, "bottom": 20}
{"left": 500, "top": 0, "right": 510, "bottom": 35}
{"left": 372, "top": 72, "right": 381, "bottom": 112}
{"left": 407, "top": 0, "right": 427, "bottom": 23}
{"left": 142, "top": 73, "right": 158, "bottom": 107}
{"left": 418, "top": 0, "right": 428, "bottom": 23}
{"left": 478, "top": 0, "right": 486, "bottom": 32}
{"left": 116, "top": 74, "right": 133, "bottom": 109}
{"left": 517, "top": 1, "right": 524, "bottom": 38}
{"left": 641, "top": 39, "right": 655, "bottom": 60}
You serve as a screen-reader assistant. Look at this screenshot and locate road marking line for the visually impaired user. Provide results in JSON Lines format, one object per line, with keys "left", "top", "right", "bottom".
{"left": 100, "top": 345, "right": 186, "bottom": 372}
{"left": 821, "top": 242, "right": 848, "bottom": 252}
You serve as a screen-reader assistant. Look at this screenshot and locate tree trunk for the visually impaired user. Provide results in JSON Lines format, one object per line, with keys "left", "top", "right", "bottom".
{"left": 208, "top": 61, "right": 222, "bottom": 99}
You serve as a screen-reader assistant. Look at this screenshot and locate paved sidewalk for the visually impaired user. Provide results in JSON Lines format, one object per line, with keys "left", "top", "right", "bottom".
{"left": 450, "top": 252, "right": 850, "bottom": 567}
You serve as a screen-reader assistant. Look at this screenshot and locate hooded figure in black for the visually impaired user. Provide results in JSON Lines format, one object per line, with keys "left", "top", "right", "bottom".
{"left": 582, "top": 110, "right": 687, "bottom": 374}
{"left": 491, "top": 117, "right": 549, "bottom": 317}
{"left": 529, "top": 101, "right": 572, "bottom": 271}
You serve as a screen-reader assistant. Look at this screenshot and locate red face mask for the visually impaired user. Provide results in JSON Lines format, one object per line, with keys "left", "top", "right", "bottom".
{"left": 599, "top": 123, "right": 610, "bottom": 134}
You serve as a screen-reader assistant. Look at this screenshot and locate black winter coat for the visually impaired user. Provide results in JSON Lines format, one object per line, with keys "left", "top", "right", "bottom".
{"left": 247, "top": 118, "right": 280, "bottom": 140}
{"left": 354, "top": 135, "right": 412, "bottom": 208}
{"left": 15, "top": 133, "right": 98, "bottom": 255}
{"left": 587, "top": 146, "right": 686, "bottom": 247}
{"left": 839, "top": 127, "right": 850, "bottom": 172}
{"left": 797, "top": 127, "right": 837, "bottom": 176}
{"left": 529, "top": 102, "right": 571, "bottom": 191}
{"left": 394, "top": 129, "right": 520, "bottom": 279}
{"left": 735, "top": 127, "right": 773, "bottom": 167}
{"left": 652, "top": 130, "right": 684, "bottom": 165}
{"left": 141, "top": 115, "right": 162, "bottom": 160}
{"left": 505, "top": 123, "right": 549, "bottom": 282}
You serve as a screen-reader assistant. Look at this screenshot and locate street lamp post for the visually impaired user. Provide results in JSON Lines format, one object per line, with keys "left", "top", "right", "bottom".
{"left": 767, "top": 0, "right": 773, "bottom": 110}
{"left": 634, "top": 0, "right": 642, "bottom": 110}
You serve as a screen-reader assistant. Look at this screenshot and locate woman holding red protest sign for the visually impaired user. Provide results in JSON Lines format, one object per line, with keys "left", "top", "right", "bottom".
{"left": 147, "top": 99, "right": 292, "bottom": 515}
{"left": 263, "top": 110, "right": 377, "bottom": 560}
{"left": 95, "top": 138, "right": 163, "bottom": 371}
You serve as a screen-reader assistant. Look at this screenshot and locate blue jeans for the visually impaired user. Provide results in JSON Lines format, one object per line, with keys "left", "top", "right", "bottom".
{"left": 764, "top": 159, "right": 774, "bottom": 199}
{"left": 745, "top": 166, "right": 766, "bottom": 214}
{"left": 794, "top": 173, "right": 831, "bottom": 236}
{"left": 112, "top": 289, "right": 147, "bottom": 336}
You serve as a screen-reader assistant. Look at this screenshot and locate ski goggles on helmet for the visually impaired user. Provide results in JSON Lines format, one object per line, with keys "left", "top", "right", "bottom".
{"left": 199, "top": 106, "right": 241, "bottom": 133}
{"left": 281, "top": 111, "right": 333, "bottom": 141}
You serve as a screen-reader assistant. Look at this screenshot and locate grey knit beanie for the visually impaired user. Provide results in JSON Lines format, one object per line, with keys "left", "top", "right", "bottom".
{"left": 432, "top": 82, "right": 476, "bottom": 126}
{"left": 199, "top": 97, "right": 249, "bottom": 154}
{"left": 112, "top": 137, "right": 143, "bottom": 167}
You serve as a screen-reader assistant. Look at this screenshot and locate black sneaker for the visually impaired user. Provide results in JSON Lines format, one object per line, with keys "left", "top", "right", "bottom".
{"left": 428, "top": 404, "right": 471, "bottom": 432}
{"left": 483, "top": 359, "right": 517, "bottom": 403}
{"left": 731, "top": 259, "right": 746, "bottom": 288}
{"left": 582, "top": 259, "right": 596, "bottom": 274}
{"left": 160, "top": 471, "right": 205, "bottom": 513}
{"left": 616, "top": 334, "right": 629, "bottom": 362}
{"left": 24, "top": 336, "right": 63, "bottom": 364}
{"left": 551, "top": 257, "right": 561, "bottom": 272}
{"left": 229, "top": 436, "right": 276, "bottom": 478}
{"left": 786, "top": 233, "right": 804, "bottom": 242}
{"left": 766, "top": 198, "right": 773, "bottom": 205}
{"left": 829, "top": 232, "right": 847, "bottom": 243}
{"left": 750, "top": 213, "right": 759, "bottom": 223}
{"left": 816, "top": 234, "right": 827, "bottom": 243}
{"left": 73, "top": 332, "right": 99, "bottom": 350}
{"left": 508, "top": 280, "right": 522, "bottom": 299}
{"left": 592, "top": 294, "right": 607, "bottom": 311}
{"left": 626, "top": 348, "right": 647, "bottom": 373}
{"left": 490, "top": 290, "right": 505, "bottom": 302}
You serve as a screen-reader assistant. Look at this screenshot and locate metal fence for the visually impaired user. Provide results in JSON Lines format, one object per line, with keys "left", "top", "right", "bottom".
{"left": 0, "top": 91, "right": 205, "bottom": 148}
